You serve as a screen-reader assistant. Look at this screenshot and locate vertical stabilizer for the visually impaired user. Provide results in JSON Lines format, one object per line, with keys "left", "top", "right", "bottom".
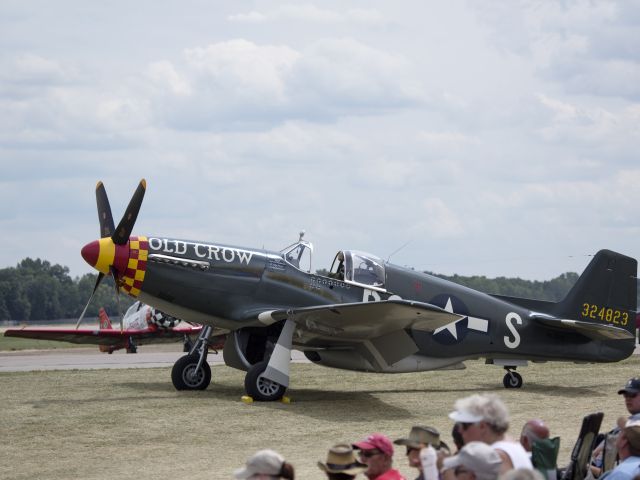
{"left": 98, "top": 308, "right": 113, "bottom": 330}
{"left": 555, "top": 250, "right": 637, "bottom": 331}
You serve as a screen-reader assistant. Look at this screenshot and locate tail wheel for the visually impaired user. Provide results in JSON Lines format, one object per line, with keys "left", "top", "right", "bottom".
{"left": 503, "top": 371, "right": 523, "bottom": 389}
{"left": 171, "top": 354, "right": 211, "bottom": 391}
{"left": 244, "top": 360, "right": 286, "bottom": 401}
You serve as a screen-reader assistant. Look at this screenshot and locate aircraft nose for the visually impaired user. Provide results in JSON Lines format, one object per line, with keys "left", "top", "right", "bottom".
{"left": 80, "top": 237, "right": 121, "bottom": 275}
{"left": 80, "top": 236, "right": 148, "bottom": 296}
{"left": 81, "top": 240, "right": 100, "bottom": 267}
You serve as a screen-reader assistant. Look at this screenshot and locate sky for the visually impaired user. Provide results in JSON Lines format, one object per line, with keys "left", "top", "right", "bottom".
{"left": 0, "top": 0, "right": 639, "bottom": 281}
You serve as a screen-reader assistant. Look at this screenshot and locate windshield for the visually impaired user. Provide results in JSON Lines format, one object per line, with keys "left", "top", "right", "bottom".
{"left": 281, "top": 241, "right": 313, "bottom": 272}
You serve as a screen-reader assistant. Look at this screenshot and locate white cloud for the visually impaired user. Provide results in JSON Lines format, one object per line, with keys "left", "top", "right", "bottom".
{"left": 472, "top": 1, "right": 640, "bottom": 99}
{"left": 228, "top": 5, "right": 386, "bottom": 26}
{"left": 1, "top": 1, "right": 639, "bottom": 280}
{"left": 144, "top": 38, "right": 424, "bottom": 129}
{"left": 410, "top": 198, "right": 465, "bottom": 239}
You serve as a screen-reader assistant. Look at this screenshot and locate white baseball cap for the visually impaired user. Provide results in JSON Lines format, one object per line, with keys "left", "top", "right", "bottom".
{"left": 234, "top": 449, "right": 284, "bottom": 479}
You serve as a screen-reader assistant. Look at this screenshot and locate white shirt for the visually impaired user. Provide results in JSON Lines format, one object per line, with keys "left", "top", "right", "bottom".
{"left": 492, "top": 440, "right": 534, "bottom": 470}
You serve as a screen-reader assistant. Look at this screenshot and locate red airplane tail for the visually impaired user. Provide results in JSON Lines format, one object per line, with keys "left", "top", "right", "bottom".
{"left": 99, "top": 308, "right": 113, "bottom": 330}
{"left": 98, "top": 308, "right": 118, "bottom": 353}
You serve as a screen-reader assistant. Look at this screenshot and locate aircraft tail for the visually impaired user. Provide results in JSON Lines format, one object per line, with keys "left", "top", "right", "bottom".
{"left": 99, "top": 308, "right": 113, "bottom": 330}
{"left": 553, "top": 249, "right": 637, "bottom": 331}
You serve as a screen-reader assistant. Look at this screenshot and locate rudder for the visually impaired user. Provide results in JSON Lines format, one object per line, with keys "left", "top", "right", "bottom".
{"left": 98, "top": 308, "right": 113, "bottom": 330}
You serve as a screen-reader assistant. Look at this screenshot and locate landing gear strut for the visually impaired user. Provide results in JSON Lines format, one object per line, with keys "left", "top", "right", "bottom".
{"left": 172, "top": 326, "right": 212, "bottom": 390}
{"left": 126, "top": 337, "right": 137, "bottom": 354}
{"left": 182, "top": 334, "right": 194, "bottom": 352}
{"left": 503, "top": 366, "right": 523, "bottom": 389}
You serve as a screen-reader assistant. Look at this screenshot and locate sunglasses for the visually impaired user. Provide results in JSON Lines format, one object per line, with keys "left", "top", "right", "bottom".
{"left": 359, "top": 450, "right": 383, "bottom": 458}
{"left": 459, "top": 422, "right": 479, "bottom": 431}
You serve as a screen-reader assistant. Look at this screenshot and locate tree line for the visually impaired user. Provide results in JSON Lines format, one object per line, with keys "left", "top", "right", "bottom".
{"left": 0, "top": 258, "right": 132, "bottom": 322}
{"left": 1, "top": 258, "right": 637, "bottom": 322}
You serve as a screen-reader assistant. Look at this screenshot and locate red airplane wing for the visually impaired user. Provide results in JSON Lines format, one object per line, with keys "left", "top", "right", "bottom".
{"left": 3, "top": 325, "right": 203, "bottom": 347}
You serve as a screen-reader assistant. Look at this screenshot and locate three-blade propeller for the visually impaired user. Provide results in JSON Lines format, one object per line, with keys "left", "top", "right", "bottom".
{"left": 75, "top": 179, "right": 146, "bottom": 330}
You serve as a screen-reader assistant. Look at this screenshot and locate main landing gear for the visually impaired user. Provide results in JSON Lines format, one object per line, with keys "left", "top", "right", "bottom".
{"left": 503, "top": 366, "right": 523, "bottom": 389}
{"left": 243, "top": 319, "right": 295, "bottom": 402}
{"left": 170, "top": 319, "right": 295, "bottom": 401}
{"left": 244, "top": 360, "right": 287, "bottom": 402}
{"left": 172, "top": 326, "right": 213, "bottom": 390}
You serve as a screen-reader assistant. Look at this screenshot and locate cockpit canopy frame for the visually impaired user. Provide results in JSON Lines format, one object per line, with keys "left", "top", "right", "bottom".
{"left": 281, "top": 240, "right": 314, "bottom": 273}
{"left": 329, "top": 250, "right": 386, "bottom": 291}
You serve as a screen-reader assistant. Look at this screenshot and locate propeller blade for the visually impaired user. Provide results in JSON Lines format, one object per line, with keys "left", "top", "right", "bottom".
{"left": 96, "top": 181, "right": 115, "bottom": 238}
{"left": 75, "top": 272, "right": 105, "bottom": 329}
{"left": 110, "top": 268, "right": 123, "bottom": 331}
{"left": 112, "top": 179, "right": 146, "bottom": 245}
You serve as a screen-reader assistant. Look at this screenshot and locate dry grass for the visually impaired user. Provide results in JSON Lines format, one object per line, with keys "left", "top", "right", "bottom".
{"left": 1, "top": 356, "right": 638, "bottom": 480}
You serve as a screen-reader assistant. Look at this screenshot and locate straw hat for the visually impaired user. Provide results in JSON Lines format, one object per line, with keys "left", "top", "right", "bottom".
{"left": 318, "top": 444, "right": 367, "bottom": 475}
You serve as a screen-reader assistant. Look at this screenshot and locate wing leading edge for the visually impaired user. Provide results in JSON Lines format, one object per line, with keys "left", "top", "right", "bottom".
{"left": 259, "top": 299, "right": 464, "bottom": 341}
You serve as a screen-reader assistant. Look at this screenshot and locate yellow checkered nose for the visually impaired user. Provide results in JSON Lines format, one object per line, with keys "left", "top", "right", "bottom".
{"left": 120, "top": 237, "right": 148, "bottom": 297}
{"left": 80, "top": 236, "right": 148, "bottom": 297}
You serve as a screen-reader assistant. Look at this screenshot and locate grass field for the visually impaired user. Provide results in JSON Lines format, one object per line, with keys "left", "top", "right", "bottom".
{"left": 1, "top": 355, "right": 639, "bottom": 480}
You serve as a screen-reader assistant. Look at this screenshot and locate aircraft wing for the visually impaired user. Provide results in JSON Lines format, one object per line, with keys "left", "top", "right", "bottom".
{"left": 531, "top": 314, "right": 635, "bottom": 341}
{"left": 260, "top": 299, "right": 464, "bottom": 341}
{"left": 3, "top": 325, "right": 203, "bottom": 347}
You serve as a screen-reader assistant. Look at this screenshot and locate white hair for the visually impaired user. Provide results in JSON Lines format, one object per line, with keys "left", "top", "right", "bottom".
{"left": 454, "top": 394, "right": 510, "bottom": 433}
{"left": 500, "top": 468, "right": 545, "bottom": 480}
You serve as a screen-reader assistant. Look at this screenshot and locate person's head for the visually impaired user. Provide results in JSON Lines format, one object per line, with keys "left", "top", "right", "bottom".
{"left": 449, "top": 394, "right": 510, "bottom": 444}
{"left": 519, "top": 419, "right": 550, "bottom": 452}
{"left": 394, "top": 425, "right": 446, "bottom": 470}
{"left": 318, "top": 444, "right": 366, "bottom": 479}
{"left": 616, "top": 417, "right": 640, "bottom": 459}
{"left": 499, "top": 468, "right": 545, "bottom": 480}
{"left": 234, "top": 449, "right": 295, "bottom": 480}
{"left": 443, "top": 441, "right": 502, "bottom": 480}
{"left": 618, "top": 378, "right": 640, "bottom": 415}
{"left": 353, "top": 433, "right": 394, "bottom": 479}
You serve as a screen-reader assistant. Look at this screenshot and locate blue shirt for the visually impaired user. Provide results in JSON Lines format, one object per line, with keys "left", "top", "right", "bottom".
{"left": 601, "top": 456, "right": 640, "bottom": 480}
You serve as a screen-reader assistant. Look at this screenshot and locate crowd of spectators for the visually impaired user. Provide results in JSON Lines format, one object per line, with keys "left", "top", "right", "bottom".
{"left": 233, "top": 377, "right": 640, "bottom": 480}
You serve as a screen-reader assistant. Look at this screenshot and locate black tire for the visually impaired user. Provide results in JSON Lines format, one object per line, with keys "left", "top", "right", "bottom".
{"left": 503, "top": 371, "right": 523, "bottom": 389}
{"left": 171, "top": 354, "right": 211, "bottom": 391}
{"left": 244, "top": 360, "right": 286, "bottom": 401}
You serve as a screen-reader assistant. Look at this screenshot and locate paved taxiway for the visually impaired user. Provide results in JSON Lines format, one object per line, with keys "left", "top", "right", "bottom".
{"left": 0, "top": 344, "right": 310, "bottom": 372}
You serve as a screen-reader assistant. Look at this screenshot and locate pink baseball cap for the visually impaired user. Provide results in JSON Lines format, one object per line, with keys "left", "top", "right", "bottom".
{"left": 353, "top": 433, "right": 394, "bottom": 456}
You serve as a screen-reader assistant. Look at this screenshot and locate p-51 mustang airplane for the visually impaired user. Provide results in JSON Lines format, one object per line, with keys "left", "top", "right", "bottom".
{"left": 77, "top": 179, "right": 637, "bottom": 400}
{"left": 4, "top": 301, "right": 203, "bottom": 353}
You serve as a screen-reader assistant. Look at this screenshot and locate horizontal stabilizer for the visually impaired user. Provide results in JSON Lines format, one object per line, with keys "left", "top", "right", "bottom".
{"left": 531, "top": 314, "right": 634, "bottom": 341}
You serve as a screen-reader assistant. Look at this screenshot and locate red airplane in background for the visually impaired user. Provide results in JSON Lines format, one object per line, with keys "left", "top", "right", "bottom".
{"left": 4, "top": 301, "right": 206, "bottom": 353}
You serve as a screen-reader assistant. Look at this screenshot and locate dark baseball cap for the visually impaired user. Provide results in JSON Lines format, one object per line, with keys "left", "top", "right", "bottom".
{"left": 618, "top": 378, "right": 640, "bottom": 395}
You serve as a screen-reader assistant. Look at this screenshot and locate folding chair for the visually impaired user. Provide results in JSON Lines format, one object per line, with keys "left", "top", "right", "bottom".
{"left": 561, "top": 412, "right": 604, "bottom": 480}
{"left": 533, "top": 436, "right": 561, "bottom": 480}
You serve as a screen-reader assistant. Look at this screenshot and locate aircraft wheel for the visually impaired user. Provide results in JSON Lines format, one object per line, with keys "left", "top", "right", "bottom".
{"left": 244, "top": 360, "right": 286, "bottom": 402}
{"left": 171, "top": 354, "right": 211, "bottom": 391}
{"left": 503, "top": 371, "right": 523, "bottom": 389}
